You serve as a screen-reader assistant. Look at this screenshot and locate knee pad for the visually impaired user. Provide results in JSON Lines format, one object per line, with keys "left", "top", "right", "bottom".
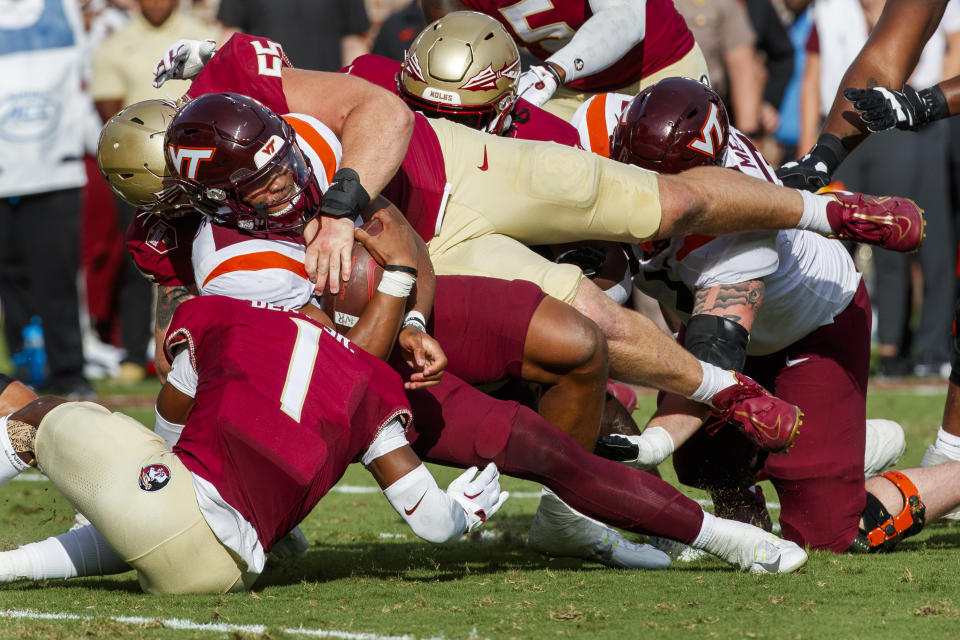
{"left": 850, "top": 470, "right": 926, "bottom": 553}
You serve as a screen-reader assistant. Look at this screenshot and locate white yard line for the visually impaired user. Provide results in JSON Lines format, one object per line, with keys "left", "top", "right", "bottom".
{"left": 0, "top": 609, "right": 447, "bottom": 640}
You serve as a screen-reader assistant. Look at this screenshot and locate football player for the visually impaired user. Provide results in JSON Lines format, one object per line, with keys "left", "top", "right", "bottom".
{"left": 578, "top": 77, "right": 960, "bottom": 553}
{"left": 0, "top": 258, "right": 511, "bottom": 592}
{"left": 418, "top": 0, "right": 709, "bottom": 121}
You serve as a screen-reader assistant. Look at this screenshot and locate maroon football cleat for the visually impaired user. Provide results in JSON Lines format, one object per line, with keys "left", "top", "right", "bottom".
{"left": 709, "top": 372, "right": 802, "bottom": 453}
{"left": 823, "top": 190, "right": 925, "bottom": 252}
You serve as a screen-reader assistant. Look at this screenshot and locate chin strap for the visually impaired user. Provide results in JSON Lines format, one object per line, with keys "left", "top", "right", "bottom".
{"left": 851, "top": 470, "right": 925, "bottom": 553}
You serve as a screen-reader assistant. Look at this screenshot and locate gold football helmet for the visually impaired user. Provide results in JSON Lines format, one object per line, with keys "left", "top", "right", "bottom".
{"left": 398, "top": 11, "right": 520, "bottom": 135}
{"left": 97, "top": 99, "right": 189, "bottom": 215}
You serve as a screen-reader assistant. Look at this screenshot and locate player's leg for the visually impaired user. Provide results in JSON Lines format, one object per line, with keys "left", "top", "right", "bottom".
{"left": 2, "top": 400, "right": 249, "bottom": 593}
{"left": 408, "top": 376, "right": 806, "bottom": 572}
{"left": 763, "top": 283, "right": 871, "bottom": 552}
{"left": 0, "top": 374, "right": 37, "bottom": 415}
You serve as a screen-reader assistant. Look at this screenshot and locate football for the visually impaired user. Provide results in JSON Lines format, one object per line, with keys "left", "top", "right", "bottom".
{"left": 318, "top": 220, "right": 385, "bottom": 333}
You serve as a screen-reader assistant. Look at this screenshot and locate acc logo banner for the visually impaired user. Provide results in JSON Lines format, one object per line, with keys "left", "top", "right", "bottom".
{"left": 139, "top": 463, "right": 171, "bottom": 492}
{"left": 168, "top": 145, "right": 215, "bottom": 180}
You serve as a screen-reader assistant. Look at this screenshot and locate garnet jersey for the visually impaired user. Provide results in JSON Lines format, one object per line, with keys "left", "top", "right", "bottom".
{"left": 166, "top": 295, "right": 411, "bottom": 551}
{"left": 461, "top": 0, "right": 694, "bottom": 92}
{"left": 341, "top": 54, "right": 582, "bottom": 146}
{"left": 187, "top": 33, "right": 291, "bottom": 114}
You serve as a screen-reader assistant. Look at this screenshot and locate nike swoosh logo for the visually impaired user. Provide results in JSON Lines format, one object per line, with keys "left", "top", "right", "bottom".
{"left": 464, "top": 491, "right": 483, "bottom": 499}
{"left": 404, "top": 491, "right": 427, "bottom": 516}
{"left": 755, "top": 556, "right": 781, "bottom": 573}
{"left": 785, "top": 357, "right": 809, "bottom": 367}
{"left": 478, "top": 146, "right": 488, "bottom": 171}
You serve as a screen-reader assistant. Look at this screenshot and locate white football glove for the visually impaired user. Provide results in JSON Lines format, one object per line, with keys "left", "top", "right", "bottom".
{"left": 446, "top": 463, "right": 509, "bottom": 532}
{"left": 516, "top": 65, "right": 560, "bottom": 107}
{"left": 153, "top": 39, "right": 217, "bottom": 88}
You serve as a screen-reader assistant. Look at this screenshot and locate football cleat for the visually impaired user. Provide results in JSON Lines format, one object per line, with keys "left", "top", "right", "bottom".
{"left": 269, "top": 526, "right": 310, "bottom": 560}
{"left": 822, "top": 190, "right": 925, "bottom": 252}
{"left": 863, "top": 419, "right": 906, "bottom": 479}
{"left": 528, "top": 489, "right": 671, "bottom": 569}
{"left": 920, "top": 444, "right": 960, "bottom": 520}
{"left": 709, "top": 372, "right": 802, "bottom": 453}
{"left": 702, "top": 517, "right": 807, "bottom": 574}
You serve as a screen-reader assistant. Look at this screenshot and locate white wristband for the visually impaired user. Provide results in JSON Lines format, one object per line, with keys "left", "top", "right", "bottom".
{"left": 377, "top": 270, "right": 415, "bottom": 298}
{"left": 403, "top": 310, "right": 427, "bottom": 333}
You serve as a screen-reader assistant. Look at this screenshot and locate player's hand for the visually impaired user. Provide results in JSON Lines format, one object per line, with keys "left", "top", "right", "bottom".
{"left": 153, "top": 39, "right": 217, "bottom": 88}
{"left": 446, "top": 463, "right": 509, "bottom": 532}
{"left": 397, "top": 328, "right": 446, "bottom": 389}
{"left": 354, "top": 208, "right": 419, "bottom": 271}
{"left": 517, "top": 65, "right": 559, "bottom": 107}
{"left": 776, "top": 152, "right": 831, "bottom": 191}
{"left": 303, "top": 215, "right": 355, "bottom": 294}
{"left": 843, "top": 85, "right": 933, "bottom": 132}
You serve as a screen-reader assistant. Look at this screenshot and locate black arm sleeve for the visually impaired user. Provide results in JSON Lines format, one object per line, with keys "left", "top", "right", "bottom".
{"left": 683, "top": 314, "right": 750, "bottom": 372}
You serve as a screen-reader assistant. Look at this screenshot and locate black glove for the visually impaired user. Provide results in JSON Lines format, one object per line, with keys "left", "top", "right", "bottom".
{"left": 593, "top": 434, "right": 639, "bottom": 462}
{"left": 776, "top": 133, "right": 847, "bottom": 191}
{"left": 843, "top": 84, "right": 948, "bottom": 132}
{"left": 319, "top": 168, "right": 370, "bottom": 218}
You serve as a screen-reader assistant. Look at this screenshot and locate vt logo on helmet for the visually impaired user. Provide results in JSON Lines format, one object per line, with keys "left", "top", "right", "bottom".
{"left": 164, "top": 92, "right": 323, "bottom": 235}
{"left": 610, "top": 77, "right": 730, "bottom": 174}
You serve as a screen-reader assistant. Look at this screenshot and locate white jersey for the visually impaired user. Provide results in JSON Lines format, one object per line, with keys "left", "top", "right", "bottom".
{"left": 573, "top": 94, "right": 861, "bottom": 355}
{"left": 193, "top": 113, "right": 342, "bottom": 306}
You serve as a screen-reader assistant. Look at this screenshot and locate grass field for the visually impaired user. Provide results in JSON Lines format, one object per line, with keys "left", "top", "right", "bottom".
{"left": 0, "top": 380, "right": 958, "bottom": 639}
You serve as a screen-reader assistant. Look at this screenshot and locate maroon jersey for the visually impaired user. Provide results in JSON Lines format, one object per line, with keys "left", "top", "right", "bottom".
{"left": 342, "top": 54, "right": 581, "bottom": 146}
{"left": 166, "top": 296, "right": 411, "bottom": 550}
{"left": 461, "top": 0, "right": 694, "bottom": 92}
{"left": 187, "top": 33, "right": 291, "bottom": 114}
{"left": 126, "top": 212, "right": 202, "bottom": 287}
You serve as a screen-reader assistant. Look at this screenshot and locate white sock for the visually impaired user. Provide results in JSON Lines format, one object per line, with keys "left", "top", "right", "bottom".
{"left": 691, "top": 510, "right": 717, "bottom": 549}
{"left": 688, "top": 362, "right": 738, "bottom": 405}
{"left": 19, "top": 537, "right": 78, "bottom": 580}
{"left": 0, "top": 415, "right": 31, "bottom": 486}
{"left": 796, "top": 190, "right": 833, "bottom": 235}
{"left": 935, "top": 427, "right": 960, "bottom": 461}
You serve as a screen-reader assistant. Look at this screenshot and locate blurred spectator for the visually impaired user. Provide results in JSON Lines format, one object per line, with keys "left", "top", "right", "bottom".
{"left": 372, "top": 0, "right": 424, "bottom": 62}
{"left": 772, "top": 9, "right": 812, "bottom": 162}
{"left": 0, "top": 0, "right": 94, "bottom": 398}
{"left": 803, "top": 0, "right": 960, "bottom": 377}
{"left": 217, "top": 0, "right": 371, "bottom": 69}
{"left": 744, "top": 0, "right": 794, "bottom": 140}
{"left": 90, "top": 0, "right": 217, "bottom": 384}
{"left": 675, "top": 0, "right": 763, "bottom": 136}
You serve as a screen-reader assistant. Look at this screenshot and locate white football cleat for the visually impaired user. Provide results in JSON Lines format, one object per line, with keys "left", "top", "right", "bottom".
{"left": 648, "top": 536, "right": 709, "bottom": 562}
{"left": 920, "top": 444, "right": 960, "bottom": 520}
{"left": 528, "top": 489, "right": 670, "bottom": 569}
{"left": 864, "top": 419, "right": 906, "bottom": 478}
{"left": 700, "top": 517, "right": 807, "bottom": 574}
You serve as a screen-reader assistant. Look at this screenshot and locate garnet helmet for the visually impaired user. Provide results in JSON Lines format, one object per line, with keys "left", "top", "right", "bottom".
{"left": 398, "top": 11, "right": 520, "bottom": 134}
{"left": 164, "top": 92, "right": 322, "bottom": 234}
{"left": 609, "top": 77, "right": 729, "bottom": 174}
{"left": 97, "top": 99, "right": 194, "bottom": 215}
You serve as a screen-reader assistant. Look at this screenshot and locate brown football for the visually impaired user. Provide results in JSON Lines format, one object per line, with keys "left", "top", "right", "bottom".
{"left": 318, "top": 220, "right": 385, "bottom": 333}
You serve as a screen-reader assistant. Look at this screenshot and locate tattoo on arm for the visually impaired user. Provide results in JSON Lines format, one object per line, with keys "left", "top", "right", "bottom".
{"left": 692, "top": 280, "right": 765, "bottom": 324}
{"left": 156, "top": 285, "right": 194, "bottom": 332}
{"left": 6, "top": 419, "right": 37, "bottom": 466}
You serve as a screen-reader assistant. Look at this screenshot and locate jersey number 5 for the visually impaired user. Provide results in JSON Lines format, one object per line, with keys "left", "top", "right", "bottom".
{"left": 251, "top": 39, "right": 284, "bottom": 78}
{"left": 499, "top": 0, "right": 575, "bottom": 45}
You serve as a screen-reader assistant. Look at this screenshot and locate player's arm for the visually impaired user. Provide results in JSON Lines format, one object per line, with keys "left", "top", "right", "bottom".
{"left": 599, "top": 279, "right": 764, "bottom": 468}
{"left": 781, "top": 0, "right": 947, "bottom": 187}
{"left": 284, "top": 68, "right": 414, "bottom": 293}
{"left": 517, "top": 0, "right": 647, "bottom": 104}
{"left": 343, "top": 207, "right": 421, "bottom": 359}
{"left": 154, "top": 346, "right": 197, "bottom": 448}
{"left": 154, "top": 284, "right": 198, "bottom": 384}
{"left": 363, "top": 421, "right": 508, "bottom": 543}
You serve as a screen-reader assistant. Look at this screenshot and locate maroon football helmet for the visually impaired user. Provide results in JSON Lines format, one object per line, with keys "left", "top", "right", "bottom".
{"left": 609, "top": 77, "right": 729, "bottom": 174}
{"left": 164, "top": 92, "right": 322, "bottom": 235}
